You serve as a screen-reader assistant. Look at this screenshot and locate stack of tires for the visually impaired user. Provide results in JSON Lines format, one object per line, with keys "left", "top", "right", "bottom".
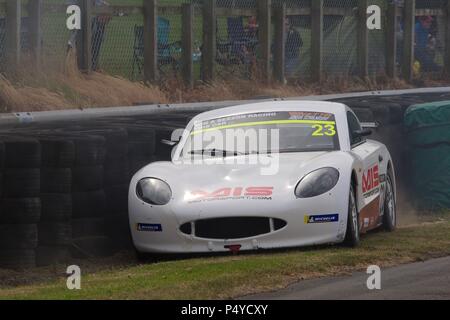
{"left": 0, "top": 137, "right": 41, "bottom": 269}
{"left": 127, "top": 126, "right": 157, "bottom": 178}
{"left": 100, "top": 128, "right": 133, "bottom": 250}
{"left": 37, "top": 137, "right": 75, "bottom": 266}
{"left": 70, "top": 135, "right": 111, "bottom": 257}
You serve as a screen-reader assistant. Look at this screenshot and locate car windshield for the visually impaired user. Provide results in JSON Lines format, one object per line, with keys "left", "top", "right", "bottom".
{"left": 181, "top": 111, "right": 340, "bottom": 158}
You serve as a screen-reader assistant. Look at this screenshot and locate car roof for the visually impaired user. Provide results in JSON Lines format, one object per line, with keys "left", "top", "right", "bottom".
{"left": 191, "top": 101, "right": 348, "bottom": 122}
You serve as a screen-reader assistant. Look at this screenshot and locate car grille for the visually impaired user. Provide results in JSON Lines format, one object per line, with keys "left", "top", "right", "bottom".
{"left": 180, "top": 217, "right": 287, "bottom": 240}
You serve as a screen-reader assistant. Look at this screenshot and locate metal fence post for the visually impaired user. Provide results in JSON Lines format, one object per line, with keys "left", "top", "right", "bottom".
{"left": 182, "top": 3, "right": 194, "bottom": 88}
{"left": 311, "top": 0, "right": 323, "bottom": 82}
{"left": 357, "top": 0, "right": 368, "bottom": 78}
{"left": 402, "top": 0, "right": 415, "bottom": 82}
{"left": 78, "top": 0, "right": 92, "bottom": 73}
{"left": 28, "top": 0, "right": 42, "bottom": 70}
{"left": 386, "top": 1, "right": 397, "bottom": 78}
{"left": 273, "top": 3, "right": 286, "bottom": 84}
{"left": 144, "top": 0, "right": 158, "bottom": 83}
{"left": 5, "top": 0, "right": 21, "bottom": 73}
{"left": 257, "top": 0, "right": 271, "bottom": 83}
{"left": 202, "top": 0, "right": 216, "bottom": 83}
{"left": 445, "top": 0, "right": 450, "bottom": 76}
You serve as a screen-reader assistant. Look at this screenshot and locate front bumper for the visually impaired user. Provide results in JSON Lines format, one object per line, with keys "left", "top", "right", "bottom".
{"left": 129, "top": 188, "right": 349, "bottom": 254}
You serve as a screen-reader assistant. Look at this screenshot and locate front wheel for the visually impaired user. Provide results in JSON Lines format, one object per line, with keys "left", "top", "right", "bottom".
{"left": 383, "top": 173, "right": 396, "bottom": 231}
{"left": 344, "top": 185, "right": 360, "bottom": 247}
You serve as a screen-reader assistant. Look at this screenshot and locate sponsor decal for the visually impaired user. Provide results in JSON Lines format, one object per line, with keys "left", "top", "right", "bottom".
{"left": 187, "top": 187, "right": 274, "bottom": 203}
{"left": 136, "top": 223, "right": 162, "bottom": 232}
{"left": 362, "top": 164, "right": 380, "bottom": 198}
{"left": 304, "top": 214, "right": 339, "bottom": 224}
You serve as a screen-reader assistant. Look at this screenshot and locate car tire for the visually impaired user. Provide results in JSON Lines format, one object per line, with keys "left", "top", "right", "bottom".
{"left": 72, "top": 218, "right": 105, "bottom": 238}
{"left": 39, "top": 138, "right": 75, "bottom": 168}
{"left": 40, "top": 194, "right": 72, "bottom": 222}
{"left": 0, "top": 140, "right": 5, "bottom": 168}
{"left": 383, "top": 173, "right": 397, "bottom": 232}
{"left": 2, "top": 137, "right": 41, "bottom": 168}
{"left": 2, "top": 168, "right": 40, "bottom": 198}
{"left": 38, "top": 222, "right": 72, "bottom": 246}
{"left": 72, "top": 190, "right": 106, "bottom": 219}
{"left": 72, "top": 166, "right": 104, "bottom": 192}
{"left": 41, "top": 168, "right": 72, "bottom": 193}
{"left": 72, "top": 135, "right": 106, "bottom": 166}
{"left": 0, "top": 198, "right": 41, "bottom": 224}
{"left": 344, "top": 184, "right": 360, "bottom": 247}
{"left": 0, "top": 224, "right": 38, "bottom": 249}
{"left": 36, "top": 246, "right": 70, "bottom": 267}
{"left": 0, "top": 249, "right": 36, "bottom": 270}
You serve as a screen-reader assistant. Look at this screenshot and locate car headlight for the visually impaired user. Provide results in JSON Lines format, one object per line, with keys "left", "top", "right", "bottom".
{"left": 136, "top": 178, "right": 172, "bottom": 205}
{"left": 295, "top": 167, "right": 339, "bottom": 198}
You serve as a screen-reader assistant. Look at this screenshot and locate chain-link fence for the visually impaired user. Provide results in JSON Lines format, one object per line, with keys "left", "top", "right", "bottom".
{"left": 0, "top": 1, "right": 6, "bottom": 70}
{"left": 1, "top": 0, "right": 450, "bottom": 84}
{"left": 41, "top": 0, "right": 71, "bottom": 70}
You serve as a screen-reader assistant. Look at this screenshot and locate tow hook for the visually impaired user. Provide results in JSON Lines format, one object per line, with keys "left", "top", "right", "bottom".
{"left": 224, "top": 244, "right": 241, "bottom": 254}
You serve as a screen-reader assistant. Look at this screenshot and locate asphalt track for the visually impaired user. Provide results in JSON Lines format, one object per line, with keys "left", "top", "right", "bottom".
{"left": 242, "top": 256, "right": 450, "bottom": 300}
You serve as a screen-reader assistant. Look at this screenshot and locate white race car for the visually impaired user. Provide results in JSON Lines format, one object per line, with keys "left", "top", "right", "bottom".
{"left": 129, "top": 101, "right": 396, "bottom": 254}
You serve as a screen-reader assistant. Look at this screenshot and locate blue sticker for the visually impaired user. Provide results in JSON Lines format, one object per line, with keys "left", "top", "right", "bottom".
{"left": 305, "top": 214, "right": 339, "bottom": 224}
{"left": 137, "top": 223, "right": 163, "bottom": 232}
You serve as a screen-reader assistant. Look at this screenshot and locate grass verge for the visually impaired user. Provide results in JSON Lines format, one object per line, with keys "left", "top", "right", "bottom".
{"left": 0, "top": 217, "right": 449, "bottom": 300}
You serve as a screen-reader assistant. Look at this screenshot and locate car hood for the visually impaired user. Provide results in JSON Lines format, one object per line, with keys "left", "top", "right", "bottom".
{"left": 134, "top": 151, "right": 350, "bottom": 200}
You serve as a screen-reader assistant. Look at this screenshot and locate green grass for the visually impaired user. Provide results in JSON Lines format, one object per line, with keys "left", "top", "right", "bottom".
{"left": 1, "top": 218, "right": 450, "bottom": 300}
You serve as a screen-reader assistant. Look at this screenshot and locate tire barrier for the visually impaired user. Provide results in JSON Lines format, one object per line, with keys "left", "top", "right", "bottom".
{"left": 1, "top": 91, "right": 450, "bottom": 269}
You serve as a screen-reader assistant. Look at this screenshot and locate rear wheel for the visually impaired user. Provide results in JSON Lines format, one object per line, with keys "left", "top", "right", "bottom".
{"left": 344, "top": 185, "right": 360, "bottom": 247}
{"left": 383, "top": 173, "right": 396, "bottom": 231}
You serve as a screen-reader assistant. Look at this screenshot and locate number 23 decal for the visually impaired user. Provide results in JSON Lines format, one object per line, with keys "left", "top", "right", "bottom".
{"left": 312, "top": 124, "right": 336, "bottom": 137}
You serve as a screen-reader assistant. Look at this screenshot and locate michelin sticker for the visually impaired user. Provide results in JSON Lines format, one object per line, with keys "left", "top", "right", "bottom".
{"left": 304, "top": 214, "right": 339, "bottom": 224}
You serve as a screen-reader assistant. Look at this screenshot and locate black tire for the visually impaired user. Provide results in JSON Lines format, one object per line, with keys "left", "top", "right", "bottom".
{"left": 39, "top": 138, "right": 75, "bottom": 168}
{"left": 71, "top": 135, "right": 106, "bottom": 166}
{"left": 104, "top": 159, "right": 129, "bottom": 185}
{"left": 105, "top": 184, "right": 129, "bottom": 215}
{"left": 105, "top": 214, "right": 133, "bottom": 250}
{"left": 2, "top": 137, "right": 41, "bottom": 168}
{"left": 0, "top": 224, "right": 38, "bottom": 249}
{"left": 0, "top": 249, "right": 36, "bottom": 270}
{"left": 128, "top": 140, "right": 156, "bottom": 158}
{"left": 72, "top": 166, "right": 104, "bottom": 192}
{"left": 40, "top": 194, "right": 72, "bottom": 222}
{"left": 386, "top": 103, "right": 403, "bottom": 124}
{"left": 0, "top": 171, "right": 3, "bottom": 198}
{"left": 35, "top": 246, "right": 70, "bottom": 267}
{"left": 344, "top": 185, "right": 360, "bottom": 247}
{"left": 371, "top": 105, "right": 391, "bottom": 125}
{"left": 352, "top": 108, "right": 374, "bottom": 122}
{"left": 71, "top": 236, "right": 115, "bottom": 258}
{"left": 383, "top": 173, "right": 397, "bottom": 232}
{"left": 0, "top": 198, "right": 41, "bottom": 224}
{"left": 72, "top": 190, "right": 106, "bottom": 219}
{"left": 72, "top": 218, "right": 105, "bottom": 238}
{"left": 0, "top": 140, "right": 5, "bottom": 169}
{"left": 38, "top": 222, "right": 72, "bottom": 246}
{"left": 41, "top": 168, "right": 72, "bottom": 193}
{"left": 2, "top": 168, "right": 40, "bottom": 198}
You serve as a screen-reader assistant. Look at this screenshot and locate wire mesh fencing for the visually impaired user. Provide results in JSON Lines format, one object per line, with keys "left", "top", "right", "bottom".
{"left": 1, "top": 0, "right": 450, "bottom": 85}
{"left": 0, "top": 1, "right": 7, "bottom": 71}
{"left": 322, "top": 0, "right": 358, "bottom": 77}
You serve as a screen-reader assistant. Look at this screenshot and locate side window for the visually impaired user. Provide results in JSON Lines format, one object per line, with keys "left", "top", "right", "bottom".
{"left": 347, "top": 111, "right": 363, "bottom": 146}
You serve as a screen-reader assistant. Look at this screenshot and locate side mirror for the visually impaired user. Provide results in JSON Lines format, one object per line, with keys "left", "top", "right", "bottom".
{"left": 161, "top": 128, "right": 185, "bottom": 146}
{"left": 354, "top": 128, "right": 372, "bottom": 138}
